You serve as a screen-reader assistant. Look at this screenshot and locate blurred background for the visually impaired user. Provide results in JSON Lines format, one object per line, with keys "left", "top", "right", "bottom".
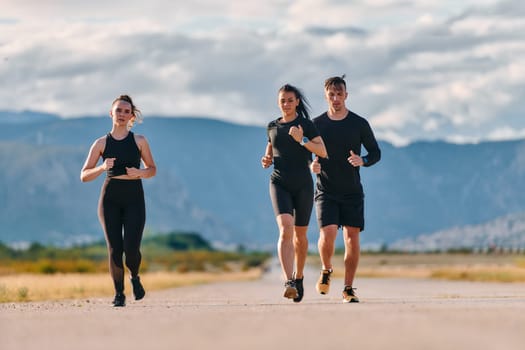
{"left": 1, "top": 0, "right": 525, "bottom": 253}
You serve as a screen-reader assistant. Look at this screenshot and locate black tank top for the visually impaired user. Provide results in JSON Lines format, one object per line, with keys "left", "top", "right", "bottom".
{"left": 102, "top": 132, "right": 141, "bottom": 177}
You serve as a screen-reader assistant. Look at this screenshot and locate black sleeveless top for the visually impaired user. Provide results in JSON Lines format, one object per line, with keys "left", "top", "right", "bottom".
{"left": 102, "top": 132, "right": 141, "bottom": 177}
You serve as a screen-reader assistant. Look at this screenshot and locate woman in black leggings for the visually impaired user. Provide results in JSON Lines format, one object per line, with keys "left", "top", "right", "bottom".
{"left": 81, "top": 95, "right": 157, "bottom": 307}
{"left": 261, "top": 84, "right": 327, "bottom": 302}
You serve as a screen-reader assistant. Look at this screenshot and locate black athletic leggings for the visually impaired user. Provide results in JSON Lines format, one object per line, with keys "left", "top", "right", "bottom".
{"left": 98, "top": 178, "right": 145, "bottom": 293}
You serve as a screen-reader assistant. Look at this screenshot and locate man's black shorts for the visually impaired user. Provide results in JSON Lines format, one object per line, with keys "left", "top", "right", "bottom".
{"left": 314, "top": 191, "right": 364, "bottom": 230}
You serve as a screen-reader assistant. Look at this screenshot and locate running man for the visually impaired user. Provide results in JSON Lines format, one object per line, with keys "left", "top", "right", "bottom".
{"left": 311, "top": 76, "right": 381, "bottom": 303}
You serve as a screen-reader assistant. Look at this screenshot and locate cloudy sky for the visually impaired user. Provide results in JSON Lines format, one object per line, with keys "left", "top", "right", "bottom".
{"left": 1, "top": 0, "right": 524, "bottom": 145}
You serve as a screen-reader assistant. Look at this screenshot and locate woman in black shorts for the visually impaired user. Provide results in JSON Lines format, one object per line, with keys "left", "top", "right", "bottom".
{"left": 261, "top": 84, "right": 327, "bottom": 302}
{"left": 80, "top": 95, "right": 157, "bottom": 307}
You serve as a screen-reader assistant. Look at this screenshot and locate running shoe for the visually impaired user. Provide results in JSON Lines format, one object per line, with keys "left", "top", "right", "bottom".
{"left": 131, "top": 276, "right": 146, "bottom": 300}
{"left": 283, "top": 279, "right": 298, "bottom": 299}
{"left": 293, "top": 274, "right": 304, "bottom": 303}
{"left": 342, "top": 286, "right": 359, "bottom": 303}
{"left": 316, "top": 269, "right": 332, "bottom": 295}
{"left": 112, "top": 293, "right": 126, "bottom": 307}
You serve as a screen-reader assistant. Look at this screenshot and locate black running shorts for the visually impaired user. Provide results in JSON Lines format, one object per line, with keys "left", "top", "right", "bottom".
{"left": 315, "top": 191, "right": 364, "bottom": 230}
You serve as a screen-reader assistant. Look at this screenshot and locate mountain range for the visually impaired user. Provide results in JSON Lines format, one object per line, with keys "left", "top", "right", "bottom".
{"left": 1, "top": 110, "right": 525, "bottom": 251}
{"left": 390, "top": 211, "right": 525, "bottom": 252}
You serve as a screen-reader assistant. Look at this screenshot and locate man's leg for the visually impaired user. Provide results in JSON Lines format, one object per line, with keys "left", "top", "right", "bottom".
{"left": 342, "top": 226, "right": 360, "bottom": 286}
{"left": 341, "top": 226, "right": 360, "bottom": 302}
{"left": 318, "top": 224, "right": 338, "bottom": 270}
{"left": 316, "top": 224, "right": 338, "bottom": 294}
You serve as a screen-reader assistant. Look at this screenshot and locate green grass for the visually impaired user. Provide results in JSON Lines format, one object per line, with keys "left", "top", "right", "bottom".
{"left": 0, "top": 232, "right": 271, "bottom": 275}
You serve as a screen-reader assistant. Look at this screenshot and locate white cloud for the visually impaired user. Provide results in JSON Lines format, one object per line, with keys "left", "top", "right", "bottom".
{"left": 423, "top": 118, "right": 440, "bottom": 132}
{"left": 375, "top": 130, "right": 411, "bottom": 147}
{"left": 370, "top": 106, "right": 413, "bottom": 130}
{"left": 364, "top": 83, "right": 391, "bottom": 95}
{"left": 487, "top": 127, "right": 525, "bottom": 142}
{"left": 0, "top": 0, "right": 524, "bottom": 145}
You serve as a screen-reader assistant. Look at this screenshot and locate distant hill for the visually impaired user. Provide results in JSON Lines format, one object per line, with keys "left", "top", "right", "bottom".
{"left": 0, "top": 114, "right": 273, "bottom": 248}
{"left": 389, "top": 211, "right": 525, "bottom": 252}
{"left": 1, "top": 110, "right": 525, "bottom": 250}
{"left": 0, "top": 110, "right": 59, "bottom": 124}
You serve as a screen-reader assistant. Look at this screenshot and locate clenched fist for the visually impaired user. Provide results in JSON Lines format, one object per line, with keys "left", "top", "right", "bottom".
{"left": 261, "top": 154, "right": 273, "bottom": 168}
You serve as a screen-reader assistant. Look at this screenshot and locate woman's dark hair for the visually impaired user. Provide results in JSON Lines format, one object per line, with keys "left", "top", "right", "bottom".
{"left": 112, "top": 94, "right": 142, "bottom": 127}
{"left": 278, "top": 84, "right": 311, "bottom": 120}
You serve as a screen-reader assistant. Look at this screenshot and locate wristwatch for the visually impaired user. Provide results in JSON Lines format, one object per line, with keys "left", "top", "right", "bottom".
{"left": 300, "top": 136, "right": 309, "bottom": 146}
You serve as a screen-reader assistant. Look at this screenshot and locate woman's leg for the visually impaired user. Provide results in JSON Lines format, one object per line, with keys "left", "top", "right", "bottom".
{"left": 276, "top": 213, "right": 295, "bottom": 280}
{"left": 98, "top": 182, "right": 125, "bottom": 295}
{"left": 292, "top": 183, "right": 313, "bottom": 279}
{"left": 293, "top": 226, "right": 308, "bottom": 279}
{"left": 122, "top": 194, "right": 145, "bottom": 278}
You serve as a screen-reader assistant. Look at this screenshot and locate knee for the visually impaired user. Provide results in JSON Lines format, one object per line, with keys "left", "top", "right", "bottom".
{"left": 279, "top": 231, "right": 293, "bottom": 243}
{"left": 124, "top": 242, "right": 141, "bottom": 257}
{"left": 278, "top": 224, "right": 294, "bottom": 241}
{"left": 343, "top": 238, "right": 360, "bottom": 256}
{"left": 110, "top": 250, "right": 124, "bottom": 269}
{"left": 319, "top": 229, "right": 336, "bottom": 245}
{"left": 294, "top": 233, "right": 308, "bottom": 246}
{"left": 125, "top": 250, "right": 141, "bottom": 266}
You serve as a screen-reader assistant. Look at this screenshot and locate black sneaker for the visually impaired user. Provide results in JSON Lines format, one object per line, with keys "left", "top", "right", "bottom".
{"left": 283, "top": 279, "right": 298, "bottom": 299}
{"left": 293, "top": 275, "right": 304, "bottom": 303}
{"left": 112, "top": 293, "right": 126, "bottom": 307}
{"left": 131, "top": 276, "right": 146, "bottom": 300}
{"left": 342, "top": 286, "right": 359, "bottom": 303}
{"left": 316, "top": 269, "right": 332, "bottom": 295}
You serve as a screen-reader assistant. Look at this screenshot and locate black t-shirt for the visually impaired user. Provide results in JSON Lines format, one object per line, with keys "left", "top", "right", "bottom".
{"left": 266, "top": 116, "right": 320, "bottom": 187}
{"left": 313, "top": 111, "right": 380, "bottom": 195}
{"left": 102, "top": 132, "right": 141, "bottom": 177}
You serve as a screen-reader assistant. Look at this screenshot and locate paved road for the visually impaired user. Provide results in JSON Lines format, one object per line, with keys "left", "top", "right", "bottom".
{"left": 2, "top": 264, "right": 525, "bottom": 350}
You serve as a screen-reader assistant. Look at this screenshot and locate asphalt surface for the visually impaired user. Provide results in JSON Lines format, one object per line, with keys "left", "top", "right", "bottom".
{"left": 2, "top": 263, "right": 525, "bottom": 350}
